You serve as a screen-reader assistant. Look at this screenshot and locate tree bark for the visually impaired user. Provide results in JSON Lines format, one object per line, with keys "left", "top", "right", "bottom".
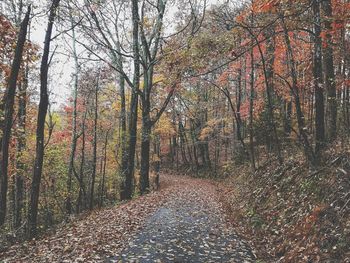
{"left": 138, "top": 0, "right": 167, "bottom": 194}
{"left": 89, "top": 79, "right": 99, "bottom": 210}
{"left": 313, "top": 0, "right": 325, "bottom": 161}
{"left": 119, "top": 69, "right": 128, "bottom": 199}
{"left": 249, "top": 50, "right": 256, "bottom": 172}
{"left": 322, "top": 0, "right": 337, "bottom": 141}
{"left": 76, "top": 108, "right": 88, "bottom": 212}
{"left": 14, "top": 66, "right": 28, "bottom": 228}
{"left": 139, "top": 69, "right": 151, "bottom": 194}
{"left": 99, "top": 130, "right": 108, "bottom": 207}
{"left": 66, "top": 10, "right": 79, "bottom": 215}
{"left": 140, "top": 114, "right": 151, "bottom": 194}
{"left": 27, "top": 0, "right": 60, "bottom": 238}
{"left": 120, "top": 0, "right": 140, "bottom": 200}
{"left": 0, "top": 6, "right": 30, "bottom": 227}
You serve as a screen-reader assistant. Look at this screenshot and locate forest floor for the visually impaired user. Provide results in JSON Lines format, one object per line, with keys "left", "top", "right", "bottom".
{"left": 217, "top": 144, "right": 350, "bottom": 262}
{"left": 0, "top": 174, "right": 256, "bottom": 263}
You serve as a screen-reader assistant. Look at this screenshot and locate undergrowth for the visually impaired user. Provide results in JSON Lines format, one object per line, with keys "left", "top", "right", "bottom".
{"left": 217, "top": 143, "right": 350, "bottom": 262}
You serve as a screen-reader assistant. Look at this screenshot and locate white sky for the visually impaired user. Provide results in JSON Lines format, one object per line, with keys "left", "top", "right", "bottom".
{"left": 28, "top": 0, "right": 226, "bottom": 109}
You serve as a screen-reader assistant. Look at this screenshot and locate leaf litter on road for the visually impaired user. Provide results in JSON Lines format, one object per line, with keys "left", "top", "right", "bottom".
{"left": 1, "top": 174, "right": 256, "bottom": 262}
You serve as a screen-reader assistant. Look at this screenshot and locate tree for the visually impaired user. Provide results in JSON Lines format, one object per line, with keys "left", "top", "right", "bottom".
{"left": 139, "top": 0, "right": 167, "bottom": 194}
{"left": 322, "top": 0, "right": 337, "bottom": 141}
{"left": 28, "top": 0, "right": 60, "bottom": 238}
{"left": 279, "top": 13, "right": 315, "bottom": 165}
{"left": 89, "top": 72, "right": 99, "bottom": 210}
{"left": 313, "top": 0, "right": 325, "bottom": 162}
{"left": 66, "top": 4, "right": 80, "bottom": 215}
{"left": 14, "top": 44, "right": 30, "bottom": 229}
{"left": 0, "top": 6, "right": 31, "bottom": 227}
{"left": 120, "top": 0, "right": 141, "bottom": 200}
{"left": 138, "top": 0, "right": 204, "bottom": 194}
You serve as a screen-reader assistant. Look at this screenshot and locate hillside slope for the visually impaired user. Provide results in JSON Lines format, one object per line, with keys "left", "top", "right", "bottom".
{"left": 219, "top": 145, "right": 350, "bottom": 262}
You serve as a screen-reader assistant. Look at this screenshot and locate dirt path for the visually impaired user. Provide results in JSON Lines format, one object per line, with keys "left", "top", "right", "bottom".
{"left": 0, "top": 174, "right": 255, "bottom": 262}
{"left": 109, "top": 175, "right": 256, "bottom": 263}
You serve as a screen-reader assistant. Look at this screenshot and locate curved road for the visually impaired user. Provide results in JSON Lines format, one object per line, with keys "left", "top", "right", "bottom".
{"left": 108, "top": 176, "right": 256, "bottom": 263}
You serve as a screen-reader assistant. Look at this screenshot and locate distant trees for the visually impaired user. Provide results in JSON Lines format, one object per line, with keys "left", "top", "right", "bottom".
{"left": 70, "top": 0, "right": 202, "bottom": 197}
{"left": 162, "top": 0, "right": 350, "bottom": 171}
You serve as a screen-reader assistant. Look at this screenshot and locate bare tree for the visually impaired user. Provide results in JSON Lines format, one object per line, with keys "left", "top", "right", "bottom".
{"left": 28, "top": 0, "right": 60, "bottom": 238}
{"left": 0, "top": 6, "right": 31, "bottom": 227}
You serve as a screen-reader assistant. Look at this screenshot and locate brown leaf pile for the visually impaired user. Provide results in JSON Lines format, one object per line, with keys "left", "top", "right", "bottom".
{"left": 0, "top": 174, "right": 239, "bottom": 263}
{"left": 0, "top": 176, "right": 178, "bottom": 262}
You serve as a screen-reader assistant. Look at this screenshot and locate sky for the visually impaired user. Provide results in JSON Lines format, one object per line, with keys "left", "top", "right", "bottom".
{"left": 28, "top": 0, "right": 226, "bottom": 109}
{"left": 30, "top": 10, "right": 73, "bottom": 109}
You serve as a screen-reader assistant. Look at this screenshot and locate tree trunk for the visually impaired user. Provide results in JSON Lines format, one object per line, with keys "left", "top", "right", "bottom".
{"left": 27, "top": 0, "right": 60, "bottom": 238}
{"left": 249, "top": 50, "right": 256, "bottom": 172}
{"left": 178, "top": 120, "right": 189, "bottom": 165}
{"left": 66, "top": 11, "right": 79, "bottom": 215}
{"left": 313, "top": 0, "right": 325, "bottom": 160}
{"left": 138, "top": 0, "right": 167, "bottom": 193}
{"left": 121, "top": 0, "right": 140, "bottom": 200}
{"left": 117, "top": 41, "right": 128, "bottom": 200}
{"left": 284, "top": 100, "right": 292, "bottom": 135}
{"left": 280, "top": 15, "right": 315, "bottom": 165}
{"left": 154, "top": 135, "right": 161, "bottom": 189}
{"left": 262, "top": 27, "right": 283, "bottom": 163}
{"left": 121, "top": 92, "right": 138, "bottom": 200}
{"left": 76, "top": 108, "right": 88, "bottom": 212}
{"left": 140, "top": 115, "right": 151, "bottom": 194}
{"left": 140, "top": 69, "right": 152, "bottom": 194}
{"left": 14, "top": 66, "right": 28, "bottom": 228}
{"left": 99, "top": 130, "right": 108, "bottom": 207}
{"left": 223, "top": 87, "right": 248, "bottom": 157}
{"left": 0, "top": 6, "right": 30, "bottom": 227}
{"left": 322, "top": 0, "right": 337, "bottom": 141}
{"left": 89, "top": 81, "right": 98, "bottom": 210}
